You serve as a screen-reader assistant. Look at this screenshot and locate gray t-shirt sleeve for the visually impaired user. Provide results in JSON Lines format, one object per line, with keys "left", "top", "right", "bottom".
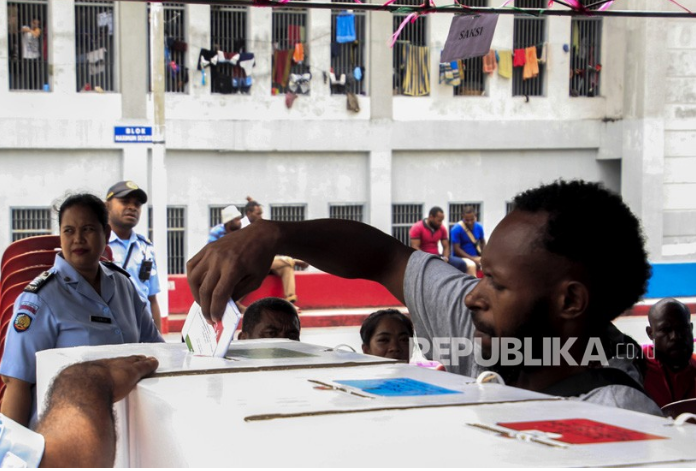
{"left": 576, "top": 385, "right": 664, "bottom": 417}
{"left": 403, "top": 251, "right": 480, "bottom": 376}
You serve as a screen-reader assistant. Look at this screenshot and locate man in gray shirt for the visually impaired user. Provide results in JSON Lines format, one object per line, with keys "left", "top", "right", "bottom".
{"left": 186, "top": 180, "right": 661, "bottom": 415}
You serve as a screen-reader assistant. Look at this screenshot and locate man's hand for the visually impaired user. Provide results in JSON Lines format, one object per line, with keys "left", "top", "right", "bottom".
{"left": 188, "top": 220, "right": 278, "bottom": 323}
{"left": 86, "top": 355, "right": 160, "bottom": 402}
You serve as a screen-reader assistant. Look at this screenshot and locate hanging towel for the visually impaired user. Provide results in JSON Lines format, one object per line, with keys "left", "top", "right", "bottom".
{"left": 497, "top": 49, "right": 512, "bottom": 78}
{"left": 457, "top": 60, "right": 466, "bottom": 81}
{"left": 402, "top": 44, "right": 430, "bottom": 97}
{"left": 513, "top": 48, "right": 526, "bottom": 67}
{"left": 293, "top": 43, "right": 304, "bottom": 63}
{"left": 537, "top": 42, "right": 548, "bottom": 64}
{"left": 273, "top": 49, "right": 292, "bottom": 88}
{"left": 239, "top": 52, "right": 255, "bottom": 76}
{"left": 336, "top": 12, "right": 357, "bottom": 43}
{"left": 523, "top": 46, "right": 539, "bottom": 80}
{"left": 482, "top": 50, "right": 496, "bottom": 74}
{"left": 288, "top": 25, "right": 301, "bottom": 44}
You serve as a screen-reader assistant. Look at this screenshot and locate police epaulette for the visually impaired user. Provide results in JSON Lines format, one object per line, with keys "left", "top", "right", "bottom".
{"left": 136, "top": 234, "right": 153, "bottom": 245}
{"left": 102, "top": 261, "right": 131, "bottom": 278}
{"left": 24, "top": 271, "right": 55, "bottom": 293}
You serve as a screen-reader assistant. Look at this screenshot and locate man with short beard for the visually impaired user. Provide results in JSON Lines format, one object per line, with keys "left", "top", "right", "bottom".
{"left": 187, "top": 179, "right": 661, "bottom": 415}
{"left": 643, "top": 298, "right": 696, "bottom": 407}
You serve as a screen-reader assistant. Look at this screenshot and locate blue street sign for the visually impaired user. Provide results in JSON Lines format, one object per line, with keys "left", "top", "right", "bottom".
{"left": 114, "top": 126, "right": 153, "bottom": 143}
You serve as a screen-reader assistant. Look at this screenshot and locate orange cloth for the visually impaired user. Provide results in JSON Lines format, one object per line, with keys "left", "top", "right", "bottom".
{"left": 523, "top": 46, "right": 539, "bottom": 80}
{"left": 482, "top": 50, "right": 496, "bottom": 74}
{"left": 293, "top": 43, "right": 304, "bottom": 63}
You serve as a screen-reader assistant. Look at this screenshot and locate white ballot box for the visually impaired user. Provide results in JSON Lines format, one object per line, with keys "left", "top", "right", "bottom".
{"left": 36, "top": 341, "right": 696, "bottom": 467}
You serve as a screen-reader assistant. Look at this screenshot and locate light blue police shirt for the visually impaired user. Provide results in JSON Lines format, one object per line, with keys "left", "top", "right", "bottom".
{"left": 0, "top": 254, "right": 164, "bottom": 386}
{"left": 108, "top": 231, "right": 161, "bottom": 304}
{"left": 0, "top": 414, "right": 44, "bottom": 467}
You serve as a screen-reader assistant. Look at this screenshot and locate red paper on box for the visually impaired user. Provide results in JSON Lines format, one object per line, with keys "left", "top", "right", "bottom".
{"left": 497, "top": 419, "right": 666, "bottom": 444}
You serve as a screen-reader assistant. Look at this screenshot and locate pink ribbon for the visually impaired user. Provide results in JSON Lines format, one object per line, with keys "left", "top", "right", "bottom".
{"left": 389, "top": 12, "right": 419, "bottom": 47}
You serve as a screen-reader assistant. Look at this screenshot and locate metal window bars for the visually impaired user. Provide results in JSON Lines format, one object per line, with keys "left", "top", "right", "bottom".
{"left": 75, "top": 0, "right": 116, "bottom": 92}
{"left": 452, "top": 0, "right": 486, "bottom": 97}
{"left": 7, "top": 0, "right": 49, "bottom": 91}
{"left": 271, "top": 4, "right": 310, "bottom": 95}
{"left": 569, "top": 8, "right": 602, "bottom": 97}
{"left": 329, "top": 204, "right": 364, "bottom": 222}
{"left": 270, "top": 204, "right": 306, "bottom": 222}
{"left": 167, "top": 206, "right": 186, "bottom": 274}
{"left": 512, "top": 0, "right": 546, "bottom": 97}
{"left": 448, "top": 202, "right": 482, "bottom": 234}
{"left": 330, "top": 2, "right": 366, "bottom": 95}
{"left": 11, "top": 208, "right": 52, "bottom": 242}
{"left": 147, "top": 2, "right": 188, "bottom": 94}
{"left": 392, "top": 0, "right": 428, "bottom": 96}
{"left": 506, "top": 201, "right": 515, "bottom": 214}
{"left": 210, "top": 5, "right": 248, "bottom": 94}
{"left": 392, "top": 203, "right": 423, "bottom": 246}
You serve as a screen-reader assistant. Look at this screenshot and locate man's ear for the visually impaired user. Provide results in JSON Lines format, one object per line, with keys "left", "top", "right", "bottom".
{"left": 238, "top": 331, "right": 248, "bottom": 340}
{"left": 557, "top": 281, "right": 589, "bottom": 320}
{"left": 646, "top": 326, "right": 654, "bottom": 341}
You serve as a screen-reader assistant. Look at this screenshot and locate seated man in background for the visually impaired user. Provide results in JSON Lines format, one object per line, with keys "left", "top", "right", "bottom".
{"left": 643, "top": 298, "right": 696, "bottom": 407}
{"left": 0, "top": 355, "right": 158, "bottom": 467}
{"left": 450, "top": 206, "right": 486, "bottom": 277}
{"left": 208, "top": 205, "right": 243, "bottom": 243}
{"left": 238, "top": 297, "right": 301, "bottom": 341}
{"left": 409, "top": 206, "right": 467, "bottom": 274}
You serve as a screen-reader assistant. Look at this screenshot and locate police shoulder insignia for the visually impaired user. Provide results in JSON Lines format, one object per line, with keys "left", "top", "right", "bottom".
{"left": 23, "top": 271, "right": 55, "bottom": 293}
{"left": 137, "top": 233, "right": 153, "bottom": 245}
{"left": 102, "top": 261, "right": 131, "bottom": 278}
{"left": 14, "top": 313, "right": 32, "bottom": 332}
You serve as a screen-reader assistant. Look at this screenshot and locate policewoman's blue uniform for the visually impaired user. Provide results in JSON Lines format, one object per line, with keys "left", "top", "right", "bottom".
{"left": 0, "top": 254, "right": 163, "bottom": 388}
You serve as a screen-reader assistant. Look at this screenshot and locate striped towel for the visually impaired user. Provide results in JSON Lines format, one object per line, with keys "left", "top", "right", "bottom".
{"left": 403, "top": 44, "right": 430, "bottom": 96}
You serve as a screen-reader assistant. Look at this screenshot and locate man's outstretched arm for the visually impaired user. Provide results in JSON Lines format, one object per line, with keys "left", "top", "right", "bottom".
{"left": 36, "top": 355, "right": 159, "bottom": 468}
{"left": 187, "top": 219, "right": 414, "bottom": 323}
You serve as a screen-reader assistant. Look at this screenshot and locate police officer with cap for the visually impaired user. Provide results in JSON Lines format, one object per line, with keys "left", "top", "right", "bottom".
{"left": 105, "top": 181, "right": 162, "bottom": 330}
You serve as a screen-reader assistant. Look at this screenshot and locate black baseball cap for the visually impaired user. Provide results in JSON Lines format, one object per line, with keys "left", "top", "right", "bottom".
{"left": 106, "top": 181, "right": 148, "bottom": 203}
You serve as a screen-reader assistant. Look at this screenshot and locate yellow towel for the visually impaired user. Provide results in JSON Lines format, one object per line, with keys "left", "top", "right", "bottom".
{"left": 497, "top": 50, "right": 512, "bottom": 79}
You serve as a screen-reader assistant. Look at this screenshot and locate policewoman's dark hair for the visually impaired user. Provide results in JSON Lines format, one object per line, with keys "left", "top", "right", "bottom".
{"left": 360, "top": 309, "right": 414, "bottom": 345}
{"left": 58, "top": 193, "right": 109, "bottom": 229}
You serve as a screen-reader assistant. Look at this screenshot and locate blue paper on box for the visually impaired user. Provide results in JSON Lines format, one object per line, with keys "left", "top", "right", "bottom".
{"left": 335, "top": 378, "right": 460, "bottom": 397}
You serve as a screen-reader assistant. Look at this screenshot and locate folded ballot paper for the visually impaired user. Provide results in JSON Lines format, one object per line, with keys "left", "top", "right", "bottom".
{"left": 182, "top": 300, "right": 242, "bottom": 357}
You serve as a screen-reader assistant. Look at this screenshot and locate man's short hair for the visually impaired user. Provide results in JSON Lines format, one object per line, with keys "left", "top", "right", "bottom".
{"left": 241, "top": 297, "right": 300, "bottom": 334}
{"left": 428, "top": 206, "right": 444, "bottom": 218}
{"left": 244, "top": 200, "right": 261, "bottom": 215}
{"left": 462, "top": 206, "right": 476, "bottom": 216}
{"left": 512, "top": 179, "right": 651, "bottom": 323}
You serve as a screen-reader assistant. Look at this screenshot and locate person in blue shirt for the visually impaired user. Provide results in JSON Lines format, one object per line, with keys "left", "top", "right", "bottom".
{"left": 105, "top": 181, "right": 162, "bottom": 330}
{"left": 0, "top": 355, "right": 158, "bottom": 467}
{"left": 208, "top": 205, "right": 243, "bottom": 243}
{"left": 0, "top": 194, "right": 163, "bottom": 427}
{"left": 449, "top": 206, "right": 486, "bottom": 276}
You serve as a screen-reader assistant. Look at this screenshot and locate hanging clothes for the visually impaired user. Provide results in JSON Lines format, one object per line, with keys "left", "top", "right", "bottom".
{"left": 523, "top": 46, "right": 539, "bottom": 80}
{"left": 513, "top": 48, "right": 526, "bottom": 67}
{"left": 288, "top": 25, "right": 301, "bottom": 45}
{"left": 482, "top": 50, "right": 496, "bottom": 74}
{"left": 336, "top": 12, "right": 357, "bottom": 44}
{"left": 457, "top": 60, "right": 466, "bottom": 82}
{"left": 402, "top": 44, "right": 430, "bottom": 97}
{"left": 537, "top": 42, "right": 548, "bottom": 64}
{"left": 293, "top": 43, "right": 304, "bottom": 63}
{"left": 497, "top": 50, "right": 513, "bottom": 78}
{"left": 273, "top": 49, "right": 292, "bottom": 88}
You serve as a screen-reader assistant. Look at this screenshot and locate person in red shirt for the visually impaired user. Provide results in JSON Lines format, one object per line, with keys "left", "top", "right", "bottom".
{"left": 409, "top": 206, "right": 468, "bottom": 273}
{"left": 643, "top": 298, "right": 696, "bottom": 408}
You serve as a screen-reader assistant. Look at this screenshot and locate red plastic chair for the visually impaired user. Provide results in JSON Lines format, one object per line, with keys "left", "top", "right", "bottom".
{"left": 1, "top": 266, "right": 51, "bottom": 297}
{"left": 0, "top": 283, "right": 25, "bottom": 318}
{"left": 1, "top": 250, "right": 57, "bottom": 280}
{"left": 0, "top": 236, "right": 60, "bottom": 270}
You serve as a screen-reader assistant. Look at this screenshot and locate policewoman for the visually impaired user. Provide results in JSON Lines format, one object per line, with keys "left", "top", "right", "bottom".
{"left": 0, "top": 194, "right": 163, "bottom": 427}
{"left": 105, "top": 181, "right": 162, "bottom": 331}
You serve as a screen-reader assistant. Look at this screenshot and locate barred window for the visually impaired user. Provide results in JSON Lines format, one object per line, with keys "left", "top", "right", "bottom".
{"left": 148, "top": 206, "right": 186, "bottom": 275}
{"left": 392, "top": 204, "right": 422, "bottom": 246}
{"left": 210, "top": 5, "right": 249, "bottom": 95}
{"left": 329, "top": 204, "right": 364, "bottom": 222}
{"left": 506, "top": 201, "right": 515, "bottom": 214}
{"left": 448, "top": 202, "right": 482, "bottom": 233}
{"left": 453, "top": 0, "right": 486, "bottom": 97}
{"left": 330, "top": 4, "right": 366, "bottom": 95}
{"left": 512, "top": 0, "right": 546, "bottom": 97}
{"left": 569, "top": 3, "right": 602, "bottom": 97}
{"left": 393, "top": 0, "right": 429, "bottom": 96}
{"left": 147, "top": 2, "right": 188, "bottom": 94}
{"left": 272, "top": 5, "right": 310, "bottom": 95}
{"left": 270, "top": 204, "right": 306, "bottom": 222}
{"left": 75, "top": 0, "right": 115, "bottom": 93}
{"left": 209, "top": 204, "right": 246, "bottom": 228}
{"left": 11, "top": 208, "right": 52, "bottom": 242}
{"left": 7, "top": 0, "right": 49, "bottom": 91}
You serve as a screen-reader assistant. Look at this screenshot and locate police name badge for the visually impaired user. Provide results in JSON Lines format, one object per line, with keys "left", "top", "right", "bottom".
{"left": 441, "top": 14, "right": 499, "bottom": 63}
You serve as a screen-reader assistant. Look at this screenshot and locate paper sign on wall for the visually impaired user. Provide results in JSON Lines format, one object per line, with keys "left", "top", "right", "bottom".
{"left": 441, "top": 14, "right": 499, "bottom": 63}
